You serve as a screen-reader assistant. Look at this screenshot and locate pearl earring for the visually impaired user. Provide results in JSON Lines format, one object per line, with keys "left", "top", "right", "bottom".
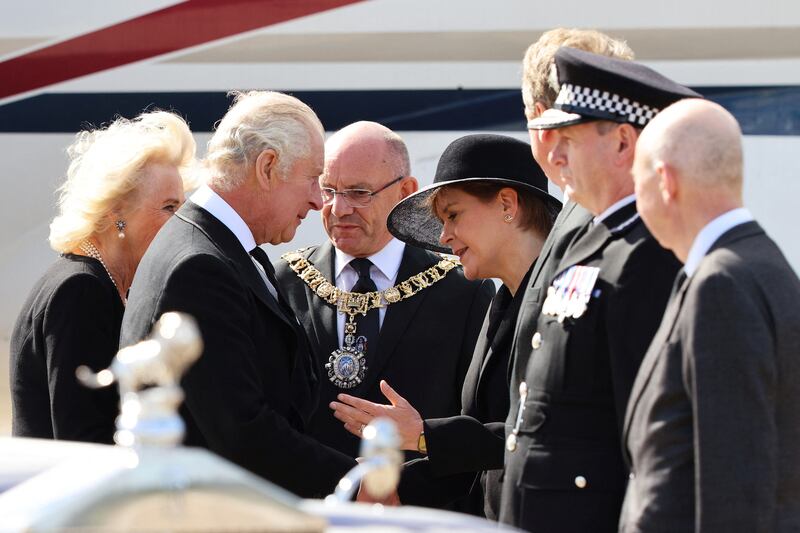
{"left": 115, "top": 220, "right": 126, "bottom": 239}
{"left": 504, "top": 214, "right": 514, "bottom": 223}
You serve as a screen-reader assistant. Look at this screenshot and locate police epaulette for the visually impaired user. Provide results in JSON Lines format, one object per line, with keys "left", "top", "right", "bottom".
{"left": 609, "top": 213, "right": 641, "bottom": 235}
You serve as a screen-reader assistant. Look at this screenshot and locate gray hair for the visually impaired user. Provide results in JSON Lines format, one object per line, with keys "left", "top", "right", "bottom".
{"left": 205, "top": 91, "right": 324, "bottom": 191}
{"left": 49, "top": 111, "right": 196, "bottom": 253}
{"left": 522, "top": 28, "right": 634, "bottom": 111}
{"left": 384, "top": 131, "right": 411, "bottom": 177}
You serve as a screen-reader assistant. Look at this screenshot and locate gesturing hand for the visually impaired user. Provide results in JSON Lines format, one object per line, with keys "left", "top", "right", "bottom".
{"left": 330, "top": 380, "right": 424, "bottom": 451}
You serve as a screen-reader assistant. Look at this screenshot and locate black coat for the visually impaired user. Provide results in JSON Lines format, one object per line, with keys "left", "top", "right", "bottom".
{"left": 10, "top": 255, "right": 123, "bottom": 443}
{"left": 505, "top": 201, "right": 593, "bottom": 437}
{"left": 620, "top": 222, "right": 800, "bottom": 532}
{"left": 397, "top": 266, "right": 532, "bottom": 519}
{"left": 499, "top": 201, "right": 681, "bottom": 533}
{"left": 274, "top": 242, "right": 494, "bottom": 459}
{"left": 119, "top": 202, "right": 356, "bottom": 498}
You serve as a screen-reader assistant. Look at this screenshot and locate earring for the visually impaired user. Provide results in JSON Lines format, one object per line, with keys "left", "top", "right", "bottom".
{"left": 115, "top": 220, "right": 126, "bottom": 239}
{"left": 504, "top": 214, "right": 514, "bottom": 223}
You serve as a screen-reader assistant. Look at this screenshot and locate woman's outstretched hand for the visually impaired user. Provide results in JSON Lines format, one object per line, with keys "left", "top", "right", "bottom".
{"left": 330, "top": 380, "right": 424, "bottom": 451}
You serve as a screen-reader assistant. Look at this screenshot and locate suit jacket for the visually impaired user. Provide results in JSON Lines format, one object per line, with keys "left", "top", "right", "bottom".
{"left": 398, "top": 266, "right": 533, "bottom": 519}
{"left": 505, "top": 201, "right": 593, "bottom": 434}
{"left": 499, "top": 201, "right": 682, "bottom": 533}
{"left": 119, "top": 202, "right": 356, "bottom": 498}
{"left": 10, "top": 255, "right": 122, "bottom": 443}
{"left": 620, "top": 221, "right": 800, "bottom": 533}
{"left": 274, "top": 242, "right": 494, "bottom": 459}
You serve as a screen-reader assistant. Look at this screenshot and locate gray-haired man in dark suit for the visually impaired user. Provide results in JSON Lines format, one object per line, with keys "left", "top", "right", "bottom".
{"left": 621, "top": 98, "right": 800, "bottom": 532}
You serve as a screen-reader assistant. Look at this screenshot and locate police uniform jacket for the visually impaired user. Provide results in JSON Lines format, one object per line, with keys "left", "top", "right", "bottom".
{"left": 620, "top": 221, "right": 800, "bottom": 532}
{"left": 499, "top": 200, "right": 681, "bottom": 533}
{"left": 274, "top": 241, "right": 494, "bottom": 458}
{"left": 505, "top": 200, "right": 593, "bottom": 439}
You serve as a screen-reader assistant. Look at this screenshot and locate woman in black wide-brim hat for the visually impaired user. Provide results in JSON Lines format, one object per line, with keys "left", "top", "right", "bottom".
{"left": 330, "top": 133, "right": 561, "bottom": 518}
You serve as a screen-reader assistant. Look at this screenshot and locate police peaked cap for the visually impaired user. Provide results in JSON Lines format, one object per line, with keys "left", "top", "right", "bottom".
{"left": 387, "top": 134, "right": 561, "bottom": 254}
{"left": 528, "top": 47, "right": 702, "bottom": 130}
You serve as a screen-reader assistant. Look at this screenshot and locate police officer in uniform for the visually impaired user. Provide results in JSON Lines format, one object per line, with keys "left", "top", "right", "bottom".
{"left": 506, "top": 29, "right": 635, "bottom": 470}
{"left": 498, "top": 48, "right": 699, "bottom": 532}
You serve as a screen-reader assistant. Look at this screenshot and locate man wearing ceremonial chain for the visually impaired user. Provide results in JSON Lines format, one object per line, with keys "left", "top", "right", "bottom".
{"left": 276, "top": 121, "right": 494, "bottom": 458}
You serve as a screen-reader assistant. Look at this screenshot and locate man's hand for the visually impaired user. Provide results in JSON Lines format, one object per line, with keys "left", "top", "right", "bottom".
{"left": 330, "top": 380, "right": 424, "bottom": 451}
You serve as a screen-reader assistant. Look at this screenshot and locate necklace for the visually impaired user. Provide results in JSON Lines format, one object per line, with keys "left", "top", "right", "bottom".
{"left": 79, "top": 241, "right": 127, "bottom": 306}
{"left": 281, "top": 249, "right": 459, "bottom": 389}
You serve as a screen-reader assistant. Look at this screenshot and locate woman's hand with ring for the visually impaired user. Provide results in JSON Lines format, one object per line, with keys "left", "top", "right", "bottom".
{"left": 330, "top": 380, "right": 423, "bottom": 450}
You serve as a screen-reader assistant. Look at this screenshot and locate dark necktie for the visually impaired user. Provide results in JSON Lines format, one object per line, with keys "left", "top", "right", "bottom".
{"left": 250, "top": 246, "right": 318, "bottom": 387}
{"left": 668, "top": 269, "right": 689, "bottom": 303}
{"left": 349, "top": 257, "right": 380, "bottom": 361}
{"left": 250, "top": 246, "right": 292, "bottom": 316}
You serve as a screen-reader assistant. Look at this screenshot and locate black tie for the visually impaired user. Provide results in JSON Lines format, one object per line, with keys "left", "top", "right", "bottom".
{"left": 669, "top": 269, "right": 689, "bottom": 302}
{"left": 250, "top": 246, "right": 319, "bottom": 389}
{"left": 349, "top": 258, "right": 380, "bottom": 361}
{"left": 250, "top": 247, "right": 292, "bottom": 314}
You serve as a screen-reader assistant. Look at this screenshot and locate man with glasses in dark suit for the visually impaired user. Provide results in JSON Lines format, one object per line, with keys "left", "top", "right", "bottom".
{"left": 275, "top": 121, "right": 494, "bottom": 461}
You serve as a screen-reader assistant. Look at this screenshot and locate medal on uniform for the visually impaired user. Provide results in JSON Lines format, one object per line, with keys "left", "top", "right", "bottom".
{"left": 281, "top": 250, "right": 461, "bottom": 389}
{"left": 542, "top": 265, "right": 601, "bottom": 322}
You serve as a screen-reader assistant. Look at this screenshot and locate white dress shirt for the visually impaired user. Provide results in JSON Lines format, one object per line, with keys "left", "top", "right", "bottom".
{"left": 333, "top": 238, "right": 405, "bottom": 346}
{"left": 594, "top": 194, "right": 637, "bottom": 225}
{"left": 683, "top": 207, "right": 754, "bottom": 277}
{"left": 189, "top": 185, "right": 278, "bottom": 299}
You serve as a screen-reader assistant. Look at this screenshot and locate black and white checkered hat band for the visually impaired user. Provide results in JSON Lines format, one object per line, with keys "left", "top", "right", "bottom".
{"left": 555, "top": 83, "right": 659, "bottom": 126}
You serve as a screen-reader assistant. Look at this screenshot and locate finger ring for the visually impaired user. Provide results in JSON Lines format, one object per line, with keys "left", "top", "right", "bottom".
{"left": 359, "top": 424, "right": 365, "bottom": 434}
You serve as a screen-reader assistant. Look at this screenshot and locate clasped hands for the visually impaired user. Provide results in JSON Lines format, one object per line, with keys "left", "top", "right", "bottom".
{"left": 330, "top": 379, "right": 423, "bottom": 505}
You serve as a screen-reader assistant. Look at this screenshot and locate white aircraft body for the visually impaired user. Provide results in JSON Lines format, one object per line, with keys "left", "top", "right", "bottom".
{"left": 1, "top": 0, "right": 799, "bottom": 434}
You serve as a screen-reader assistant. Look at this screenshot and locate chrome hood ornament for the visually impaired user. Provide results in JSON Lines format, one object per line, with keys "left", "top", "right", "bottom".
{"left": 0, "top": 312, "right": 326, "bottom": 533}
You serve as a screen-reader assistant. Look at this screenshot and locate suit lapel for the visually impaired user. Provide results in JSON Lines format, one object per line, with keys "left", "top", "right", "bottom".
{"left": 554, "top": 201, "right": 639, "bottom": 279}
{"left": 176, "top": 203, "right": 291, "bottom": 328}
{"left": 360, "top": 245, "right": 437, "bottom": 391}
{"left": 304, "top": 243, "right": 340, "bottom": 359}
{"left": 528, "top": 200, "right": 578, "bottom": 287}
{"left": 460, "top": 310, "right": 492, "bottom": 414}
{"left": 621, "top": 222, "right": 765, "bottom": 460}
{"left": 622, "top": 272, "right": 691, "bottom": 455}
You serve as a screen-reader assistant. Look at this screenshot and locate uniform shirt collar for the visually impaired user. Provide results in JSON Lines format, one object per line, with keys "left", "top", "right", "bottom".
{"left": 683, "top": 207, "right": 753, "bottom": 277}
{"left": 190, "top": 185, "right": 257, "bottom": 252}
{"left": 593, "top": 194, "right": 636, "bottom": 225}
{"left": 334, "top": 238, "right": 406, "bottom": 280}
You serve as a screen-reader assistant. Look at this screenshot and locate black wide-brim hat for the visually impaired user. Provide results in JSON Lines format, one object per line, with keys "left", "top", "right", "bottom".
{"left": 387, "top": 134, "right": 562, "bottom": 254}
{"left": 528, "top": 47, "right": 702, "bottom": 130}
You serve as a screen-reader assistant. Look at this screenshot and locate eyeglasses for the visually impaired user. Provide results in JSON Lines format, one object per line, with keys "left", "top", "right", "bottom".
{"left": 321, "top": 176, "right": 404, "bottom": 208}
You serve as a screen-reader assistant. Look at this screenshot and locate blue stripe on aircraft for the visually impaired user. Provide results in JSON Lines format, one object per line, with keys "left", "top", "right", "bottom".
{"left": 0, "top": 87, "right": 797, "bottom": 135}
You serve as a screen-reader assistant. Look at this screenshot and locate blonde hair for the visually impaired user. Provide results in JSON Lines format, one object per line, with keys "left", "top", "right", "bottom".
{"left": 522, "top": 28, "right": 635, "bottom": 110}
{"left": 48, "top": 110, "right": 196, "bottom": 253}
{"left": 205, "top": 90, "right": 324, "bottom": 191}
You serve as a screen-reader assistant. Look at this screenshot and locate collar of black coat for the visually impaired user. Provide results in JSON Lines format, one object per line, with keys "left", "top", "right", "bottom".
{"left": 175, "top": 202, "right": 291, "bottom": 328}
{"left": 554, "top": 200, "right": 641, "bottom": 278}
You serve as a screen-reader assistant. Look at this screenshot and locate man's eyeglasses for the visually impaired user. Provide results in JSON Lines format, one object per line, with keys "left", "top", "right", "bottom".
{"left": 321, "top": 176, "right": 404, "bottom": 208}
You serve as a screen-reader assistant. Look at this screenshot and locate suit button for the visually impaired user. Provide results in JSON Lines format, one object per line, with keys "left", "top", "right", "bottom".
{"left": 575, "top": 476, "right": 587, "bottom": 489}
{"left": 506, "top": 434, "right": 517, "bottom": 452}
{"left": 531, "top": 332, "right": 542, "bottom": 349}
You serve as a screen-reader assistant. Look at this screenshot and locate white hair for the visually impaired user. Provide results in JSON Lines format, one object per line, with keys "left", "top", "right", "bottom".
{"left": 205, "top": 90, "right": 324, "bottom": 191}
{"left": 49, "top": 110, "right": 196, "bottom": 253}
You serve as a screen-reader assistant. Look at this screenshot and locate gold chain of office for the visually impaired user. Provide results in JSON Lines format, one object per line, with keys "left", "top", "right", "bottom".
{"left": 280, "top": 249, "right": 460, "bottom": 317}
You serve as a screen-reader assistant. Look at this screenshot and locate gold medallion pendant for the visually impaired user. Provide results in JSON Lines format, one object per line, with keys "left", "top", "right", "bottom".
{"left": 281, "top": 249, "right": 460, "bottom": 389}
{"left": 326, "top": 316, "right": 368, "bottom": 389}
